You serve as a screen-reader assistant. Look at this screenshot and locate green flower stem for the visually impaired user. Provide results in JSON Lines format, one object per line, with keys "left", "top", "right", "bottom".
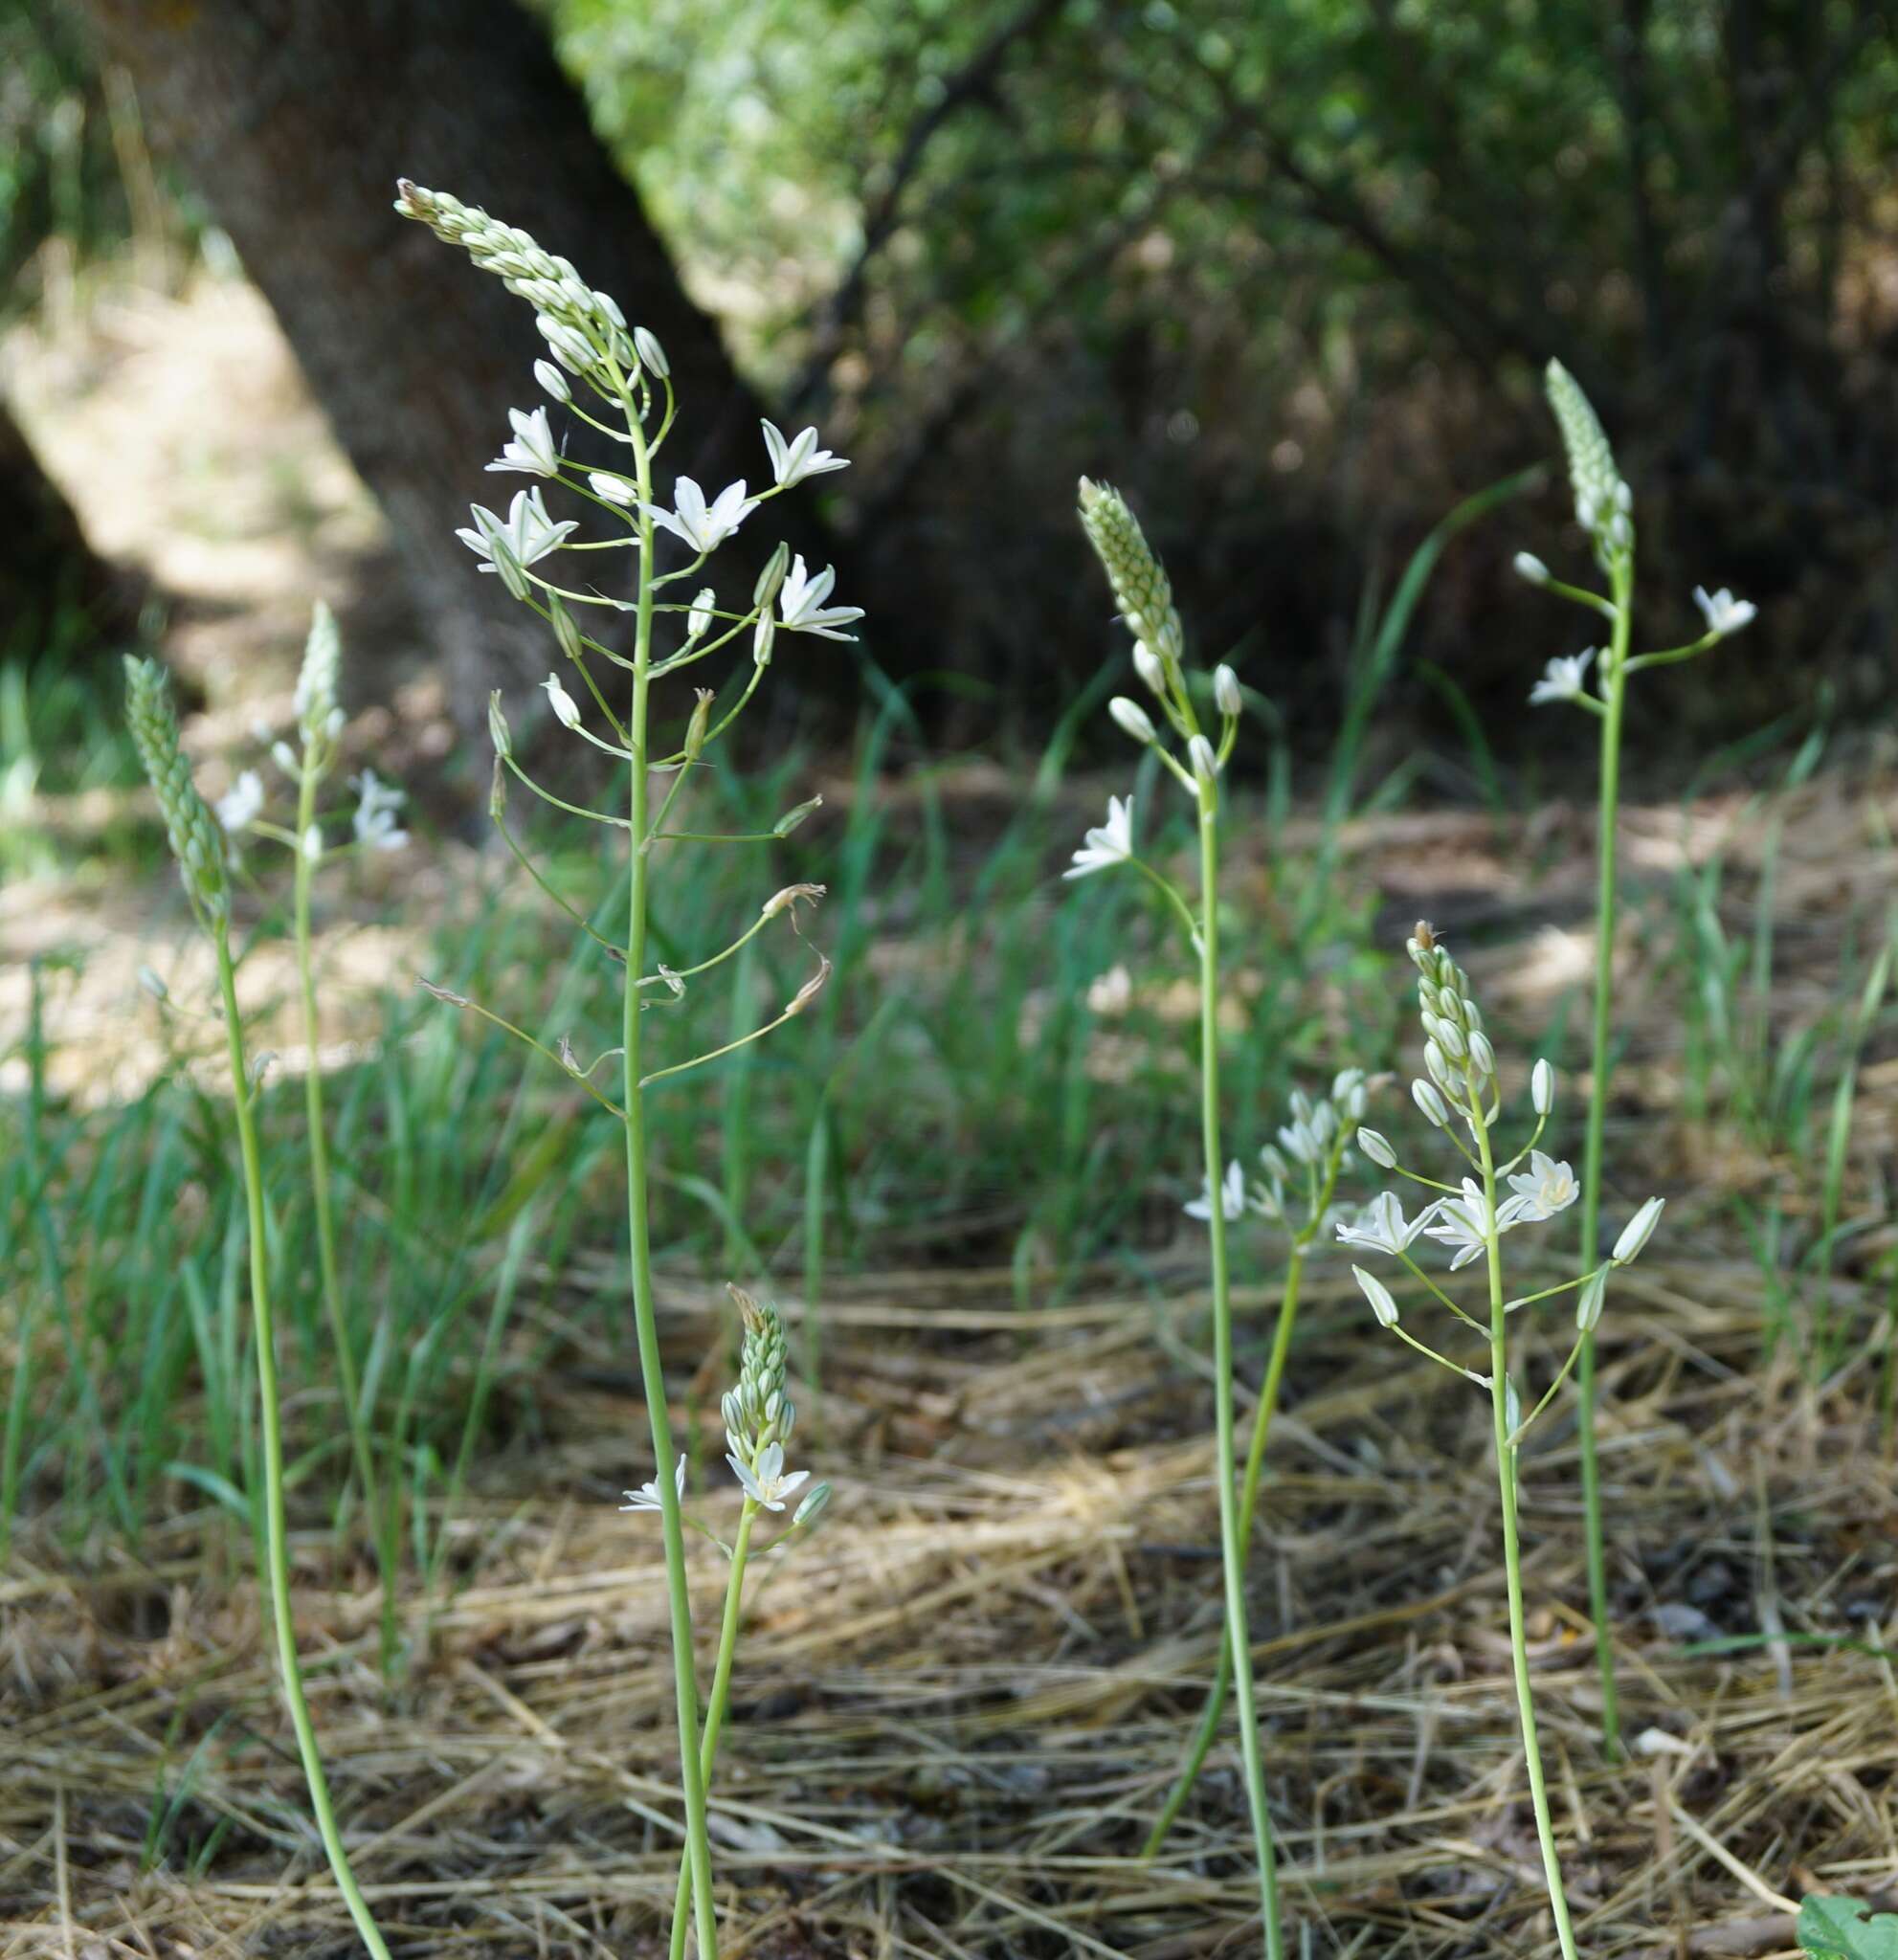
{"left": 1576, "top": 555, "right": 1632, "bottom": 1759}
{"left": 1143, "top": 1247, "right": 1304, "bottom": 1859}
{"left": 620, "top": 388, "right": 721, "bottom": 1960}
{"left": 212, "top": 926, "right": 393, "bottom": 1960}
{"left": 667, "top": 1497, "right": 760, "bottom": 1960}
{"left": 1474, "top": 1099, "right": 1580, "bottom": 1960}
{"left": 292, "top": 768, "right": 391, "bottom": 1667}
{"left": 1195, "top": 781, "right": 1284, "bottom": 1960}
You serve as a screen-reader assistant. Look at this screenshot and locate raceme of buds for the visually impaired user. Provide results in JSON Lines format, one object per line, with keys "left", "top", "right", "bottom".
{"left": 722, "top": 1287, "right": 793, "bottom": 1461}
{"left": 123, "top": 657, "right": 229, "bottom": 925}
{"left": 1544, "top": 359, "right": 1629, "bottom": 553}
{"left": 1077, "top": 477, "right": 1185, "bottom": 662}
{"left": 295, "top": 601, "right": 342, "bottom": 747}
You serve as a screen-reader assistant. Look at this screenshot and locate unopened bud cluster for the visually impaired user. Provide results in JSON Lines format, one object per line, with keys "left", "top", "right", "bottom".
{"left": 722, "top": 1288, "right": 794, "bottom": 1463}
{"left": 295, "top": 601, "right": 346, "bottom": 756}
{"left": 1078, "top": 478, "right": 1184, "bottom": 663}
{"left": 124, "top": 657, "right": 229, "bottom": 925}
{"left": 394, "top": 180, "right": 659, "bottom": 390}
{"left": 1407, "top": 924, "right": 1494, "bottom": 1117}
{"left": 1544, "top": 360, "right": 1632, "bottom": 560}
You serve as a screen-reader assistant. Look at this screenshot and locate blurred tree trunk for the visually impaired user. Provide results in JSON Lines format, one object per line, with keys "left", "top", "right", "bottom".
{"left": 0, "top": 392, "right": 136, "bottom": 658}
{"left": 69, "top": 0, "right": 829, "bottom": 721}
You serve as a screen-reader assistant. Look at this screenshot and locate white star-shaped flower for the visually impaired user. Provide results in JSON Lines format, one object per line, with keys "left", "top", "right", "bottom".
{"left": 777, "top": 555, "right": 864, "bottom": 640}
{"left": 1692, "top": 586, "right": 1757, "bottom": 638}
{"left": 1529, "top": 649, "right": 1596, "bottom": 705}
{"left": 1185, "top": 1159, "right": 1246, "bottom": 1222}
{"left": 1064, "top": 793, "right": 1134, "bottom": 880}
{"left": 1499, "top": 1149, "right": 1580, "bottom": 1225}
{"left": 1334, "top": 1190, "right": 1436, "bottom": 1257}
{"left": 456, "top": 488, "right": 577, "bottom": 574}
{"left": 1421, "top": 1178, "right": 1504, "bottom": 1270}
{"left": 761, "top": 420, "right": 850, "bottom": 487}
{"left": 216, "top": 768, "right": 264, "bottom": 835}
{"left": 726, "top": 1439, "right": 809, "bottom": 1512}
{"left": 350, "top": 768, "right": 409, "bottom": 853}
{"left": 640, "top": 477, "right": 759, "bottom": 553}
{"left": 485, "top": 406, "right": 560, "bottom": 478}
{"left": 620, "top": 1457, "right": 686, "bottom": 1513}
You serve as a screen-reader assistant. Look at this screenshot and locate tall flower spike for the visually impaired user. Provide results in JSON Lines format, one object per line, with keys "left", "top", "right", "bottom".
{"left": 1077, "top": 478, "right": 1185, "bottom": 661}
{"left": 123, "top": 657, "right": 229, "bottom": 924}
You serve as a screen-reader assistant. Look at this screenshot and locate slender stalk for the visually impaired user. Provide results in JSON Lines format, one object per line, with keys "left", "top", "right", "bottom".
{"left": 1474, "top": 1104, "right": 1580, "bottom": 1960}
{"left": 620, "top": 395, "right": 720, "bottom": 1960}
{"left": 212, "top": 928, "right": 393, "bottom": 1960}
{"left": 1195, "top": 783, "right": 1284, "bottom": 1959}
{"left": 292, "top": 768, "right": 390, "bottom": 1665}
{"left": 1575, "top": 556, "right": 1632, "bottom": 1757}
{"left": 667, "top": 1499, "right": 760, "bottom": 1960}
{"left": 1144, "top": 1249, "right": 1304, "bottom": 1859}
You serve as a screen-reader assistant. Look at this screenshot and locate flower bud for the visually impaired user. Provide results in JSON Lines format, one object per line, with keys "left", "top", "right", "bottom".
{"left": 1612, "top": 1195, "right": 1664, "bottom": 1263}
{"left": 1531, "top": 1058, "right": 1554, "bottom": 1117}
{"left": 588, "top": 470, "right": 636, "bottom": 506}
{"left": 634, "top": 325, "right": 669, "bottom": 377}
{"left": 687, "top": 588, "right": 716, "bottom": 639}
{"left": 1214, "top": 664, "right": 1242, "bottom": 719}
{"left": 683, "top": 689, "right": 712, "bottom": 763}
{"left": 488, "top": 690, "right": 513, "bottom": 759}
{"left": 753, "top": 541, "right": 790, "bottom": 608}
{"left": 1513, "top": 552, "right": 1550, "bottom": 587}
{"left": 1467, "top": 1030, "right": 1496, "bottom": 1077}
{"left": 301, "top": 822, "right": 324, "bottom": 861}
{"left": 1352, "top": 1264, "right": 1400, "bottom": 1328}
{"left": 1575, "top": 1267, "right": 1608, "bottom": 1332}
{"left": 1108, "top": 696, "right": 1156, "bottom": 746}
{"left": 541, "top": 672, "right": 581, "bottom": 730}
{"left": 792, "top": 1481, "right": 832, "bottom": 1531}
{"left": 1435, "top": 1018, "right": 1468, "bottom": 1061}
{"left": 271, "top": 740, "right": 300, "bottom": 778}
{"left": 1189, "top": 733, "right": 1219, "bottom": 782}
{"left": 550, "top": 595, "right": 582, "bottom": 661}
{"left": 772, "top": 797, "right": 823, "bottom": 839}
{"left": 1356, "top": 1127, "right": 1396, "bottom": 1170}
{"left": 1412, "top": 1079, "right": 1450, "bottom": 1126}
{"left": 1132, "top": 641, "right": 1166, "bottom": 697}
{"left": 533, "top": 359, "right": 571, "bottom": 403}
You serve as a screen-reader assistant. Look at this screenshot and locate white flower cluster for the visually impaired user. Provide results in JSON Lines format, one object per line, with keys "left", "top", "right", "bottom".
{"left": 1522, "top": 365, "right": 1755, "bottom": 710}
{"left": 1186, "top": 1070, "right": 1369, "bottom": 1243}
{"left": 398, "top": 179, "right": 863, "bottom": 750}
{"left": 1339, "top": 925, "right": 1664, "bottom": 1337}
